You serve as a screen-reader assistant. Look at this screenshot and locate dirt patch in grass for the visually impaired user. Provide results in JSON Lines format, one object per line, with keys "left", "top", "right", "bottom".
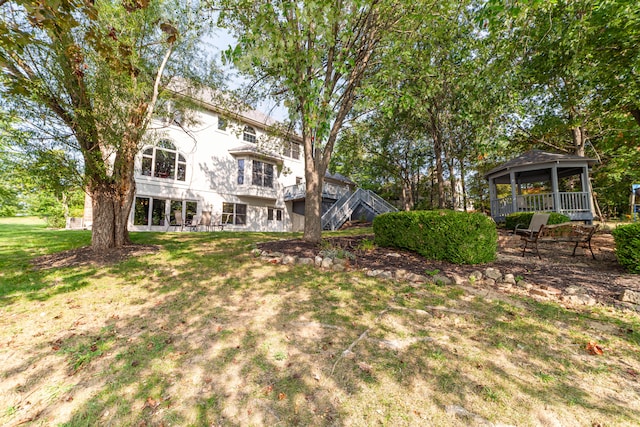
{"left": 31, "top": 244, "right": 159, "bottom": 270}
{"left": 258, "top": 229, "right": 638, "bottom": 307}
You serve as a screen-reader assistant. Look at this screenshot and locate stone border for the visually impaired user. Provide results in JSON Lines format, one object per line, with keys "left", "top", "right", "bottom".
{"left": 252, "top": 248, "right": 640, "bottom": 311}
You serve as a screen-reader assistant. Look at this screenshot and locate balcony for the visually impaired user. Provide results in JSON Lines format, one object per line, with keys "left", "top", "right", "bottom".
{"left": 283, "top": 182, "right": 350, "bottom": 201}
{"left": 235, "top": 185, "right": 278, "bottom": 200}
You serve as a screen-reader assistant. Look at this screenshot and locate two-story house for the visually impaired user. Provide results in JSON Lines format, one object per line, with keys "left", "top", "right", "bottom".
{"left": 77, "top": 90, "right": 396, "bottom": 233}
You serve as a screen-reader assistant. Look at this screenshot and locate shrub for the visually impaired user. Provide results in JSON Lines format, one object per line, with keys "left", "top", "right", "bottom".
{"left": 373, "top": 210, "right": 497, "bottom": 264}
{"left": 505, "top": 212, "right": 570, "bottom": 230}
{"left": 612, "top": 223, "right": 640, "bottom": 274}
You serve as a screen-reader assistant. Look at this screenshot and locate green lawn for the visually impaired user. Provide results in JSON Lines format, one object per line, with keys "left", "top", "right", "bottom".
{"left": 1, "top": 218, "right": 639, "bottom": 426}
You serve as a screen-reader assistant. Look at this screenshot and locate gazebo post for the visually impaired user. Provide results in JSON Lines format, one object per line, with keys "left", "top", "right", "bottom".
{"left": 488, "top": 177, "right": 496, "bottom": 213}
{"left": 510, "top": 171, "right": 518, "bottom": 214}
{"left": 551, "top": 165, "right": 560, "bottom": 212}
{"left": 582, "top": 165, "right": 593, "bottom": 216}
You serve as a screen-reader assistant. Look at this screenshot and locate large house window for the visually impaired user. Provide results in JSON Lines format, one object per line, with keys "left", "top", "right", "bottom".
{"left": 237, "top": 159, "right": 245, "bottom": 185}
{"left": 243, "top": 125, "right": 256, "bottom": 143}
{"left": 284, "top": 141, "right": 301, "bottom": 159}
{"left": 141, "top": 139, "right": 186, "bottom": 181}
{"left": 252, "top": 160, "right": 273, "bottom": 188}
{"left": 133, "top": 196, "right": 197, "bottom": 227}
{"left": 222, "top": 203, "right": 247, "bottom": 225}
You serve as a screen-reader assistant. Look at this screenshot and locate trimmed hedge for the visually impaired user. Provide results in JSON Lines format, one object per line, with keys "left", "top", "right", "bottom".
{"left": 612, "top": 223, "right": 640, "bottom": 274}
{"left": 373, "top": 210, "right": 497, "bottom": 265}
{"left": 505, "top": 212, "right": 570, "bottom": 230}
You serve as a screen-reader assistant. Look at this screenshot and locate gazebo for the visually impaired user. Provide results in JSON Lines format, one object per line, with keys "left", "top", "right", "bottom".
{"left": 485, "top": 150, "right": 598, "bottom": 222}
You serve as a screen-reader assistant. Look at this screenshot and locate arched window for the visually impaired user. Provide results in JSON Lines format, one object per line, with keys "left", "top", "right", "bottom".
{"left": 141, "top": 139, "right": 186, "bottom": 181}
{"left": 243, "top": 125, "right": 256, "bottom": 143}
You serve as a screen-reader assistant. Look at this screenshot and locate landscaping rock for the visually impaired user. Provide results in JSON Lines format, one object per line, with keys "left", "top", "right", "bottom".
{"left": 366, "top": 269, "right": 383, "bottom": 277}
{"left": 269, "top": 252, "right": 284, "bottom": 259}
{"left": 334, "top": 258, "right": 348, "bottom": 266}
{"left": 562, "top": 293, "right": 597, "bottom": 306}
{"left": 432, "top": 274, "right": 453, "bottom": 286}
{"left": 484, "top": 278, "right": 496, "bottom": 287}
{"left": 485, "top": 267, "right": 502, "bottom": 281}
{"left": 251, "top": 248, "right": 262, "bottom": 257}
{"left": 503, "top": 273, "right": 516, "bottom": 285}
{"left": 321, "top": 258, "right": 334, "bottom": 269}
{"left": 332, "top": 263, "right": 346, "bottom": 272}
{"left": 314, "top": 256, "right": 323, "bottom": 266}
{"left": 405, "top": 273, "right": 427, "bottom": 283}
{"left": 620, "top": 289, "right": 640, "bottom": 305}
{"left": 448, "top": 272, "right": 466, "bottom": 285}
{"left": 395, "top": 269, "right": 408, "bottom": 280}
{"left": 379, "top": 270, "right": 393, "bottom": 280}
{"left": 516, "top": 280, "right": 533, "bottom": 290}
{"left": 282, "top": 255, "right": 298, "bottom": 265}
{"left": 298, "top": 257, "right": 314, "bottom": 265}
{"left": 470, "top": 271, "right": 483, "bottom": 281}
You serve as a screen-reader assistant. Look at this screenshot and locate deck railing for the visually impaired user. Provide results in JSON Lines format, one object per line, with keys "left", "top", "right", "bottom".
{"left": 283, "top": 182, "right": 350, "bottom": 201}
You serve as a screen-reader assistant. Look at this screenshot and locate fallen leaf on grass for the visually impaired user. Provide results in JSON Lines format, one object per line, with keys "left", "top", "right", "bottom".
{"left": 278, "top": 392, "right": 286, "bottom": 400}
{"left": 586, "top": 342, "right": 604, "bottom": 355}
{"left": 357, "top": 361, "right": 372, "bottom": 373}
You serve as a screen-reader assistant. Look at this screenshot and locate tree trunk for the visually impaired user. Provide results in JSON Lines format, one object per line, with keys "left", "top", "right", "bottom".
{"left": 571, "top": 125, "right": 586, "bottom": 156}
{"left": 447, "top": 157, "right": 456, "bottom": 210}
{"left": 88, "top": 172, "right": 135, "bottom": 250}
{"left": 303, "top": 165, "right": 323, "bottom": 243}
{"left": 459, "top": 158, "right": 468, "bottom": 212}
{"left": 434, "top": 134, "right": 445, "bottom": 209}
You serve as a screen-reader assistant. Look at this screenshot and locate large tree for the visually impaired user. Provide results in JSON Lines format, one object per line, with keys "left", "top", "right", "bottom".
{"left": 0, "top": 0, "right": 214, "bottom": 249}
{"left": 217, "top": 0, "right": 413, "bottom": 242}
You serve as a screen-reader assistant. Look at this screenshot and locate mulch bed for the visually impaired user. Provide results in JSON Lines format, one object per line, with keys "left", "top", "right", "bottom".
{"left": 257, "top": 229, "right": 639, "bottom": 308}
{"left": 31, "top": 245, "right": 159, "bottom": 270}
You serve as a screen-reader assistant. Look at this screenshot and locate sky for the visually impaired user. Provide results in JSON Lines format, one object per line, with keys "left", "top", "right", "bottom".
{"left": 206, "top": 28, "right": 289, "bottom": 123}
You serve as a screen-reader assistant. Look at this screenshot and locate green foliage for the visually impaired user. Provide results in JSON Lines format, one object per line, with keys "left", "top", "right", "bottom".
{"left": 373, "top": 210, "right": 498, "bottom": 264}
{"left": 612, "top": 223, "right": 640, "bottom": 274}
{"left": 505, "top": 212, "right": 571, "bottom": 230}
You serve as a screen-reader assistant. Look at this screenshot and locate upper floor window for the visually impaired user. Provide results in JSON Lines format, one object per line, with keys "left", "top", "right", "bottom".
{"left": 284, "top": 141, "right": 301, "bottom": 159}
{"left": 252, "top": 160, "right": 274, "bottom": 188}
{"left": 218, "top": 116, "right": 227, "bottom": 131}
{"left": 141, "top": 139, "right": 186, "bottom": 181}
{"left": 243, "top": 125, "right": 256, "bottom": 143}
{"left": 237, "top": 159, "right": 245, "bottom": 185}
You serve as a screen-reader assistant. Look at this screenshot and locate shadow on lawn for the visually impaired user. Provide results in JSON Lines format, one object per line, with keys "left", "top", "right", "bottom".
{"left": 2, "top": 228, "right": 640, "bottom": 426}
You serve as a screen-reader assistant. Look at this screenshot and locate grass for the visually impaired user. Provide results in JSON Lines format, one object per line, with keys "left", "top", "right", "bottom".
{"left": 1, "top": 217, "right": 640, "bottom": 426}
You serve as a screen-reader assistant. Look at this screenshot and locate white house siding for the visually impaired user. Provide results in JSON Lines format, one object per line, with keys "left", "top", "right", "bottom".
{"left": 128, "top": 106, "right": 306, "bottom": 232}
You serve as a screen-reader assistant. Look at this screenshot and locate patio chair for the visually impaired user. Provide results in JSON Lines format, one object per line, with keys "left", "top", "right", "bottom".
{"left": 173, "top": 209, "right": 185, "bottom": 231}
{"left": 188, "top": 214, "right": 201, "bottom": 231}
{"left": 514, "top": 212, "right": 550, "bottom": 238}
{"left": 199, "top": 211, "right": 212, "bottom": 232}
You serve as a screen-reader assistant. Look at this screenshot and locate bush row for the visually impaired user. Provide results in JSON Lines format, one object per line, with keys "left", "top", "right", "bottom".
{"left": 505, "top": 212, "right": 570, "bottom": 230}
{"left": 612, "top": 223, "right": 640, "bottom": 274}
{"left": 373, "top": 210, "right": 497, "bottom": 265}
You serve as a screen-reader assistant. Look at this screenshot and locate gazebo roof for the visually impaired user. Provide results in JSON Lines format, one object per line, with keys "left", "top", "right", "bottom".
{"left": 484, "top": 150, "right": 598, "bottom": 181}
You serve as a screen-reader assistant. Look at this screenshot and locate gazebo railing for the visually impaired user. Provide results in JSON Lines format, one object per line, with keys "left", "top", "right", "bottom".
{"left": 491, "top": 192, "right": 590, "bottom": 221}
{"left": 558, "top": 192, "right": 590, "bottom": 213}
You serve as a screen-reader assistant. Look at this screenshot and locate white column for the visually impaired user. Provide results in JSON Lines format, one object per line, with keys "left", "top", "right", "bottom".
{"left": 510, "top": 171, "right": 518, "bottom": 214}
{"left": 551, "top": 165, "right": 560, "bottom": 212}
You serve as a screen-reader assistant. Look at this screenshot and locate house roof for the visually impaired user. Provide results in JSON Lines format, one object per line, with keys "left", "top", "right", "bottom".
{"left": 484, "top": 150, "right": 598, "bottom": 180}
{"left": 166, "top": 79, "right": 302, "bottom": 142}
{"left": 325, "top": 171, "right": 356, "bottom": 185}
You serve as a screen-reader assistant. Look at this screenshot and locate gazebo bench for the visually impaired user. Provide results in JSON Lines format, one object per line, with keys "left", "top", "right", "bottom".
{"left": 520, "top": 223, "right": 598, "bottom": 259}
